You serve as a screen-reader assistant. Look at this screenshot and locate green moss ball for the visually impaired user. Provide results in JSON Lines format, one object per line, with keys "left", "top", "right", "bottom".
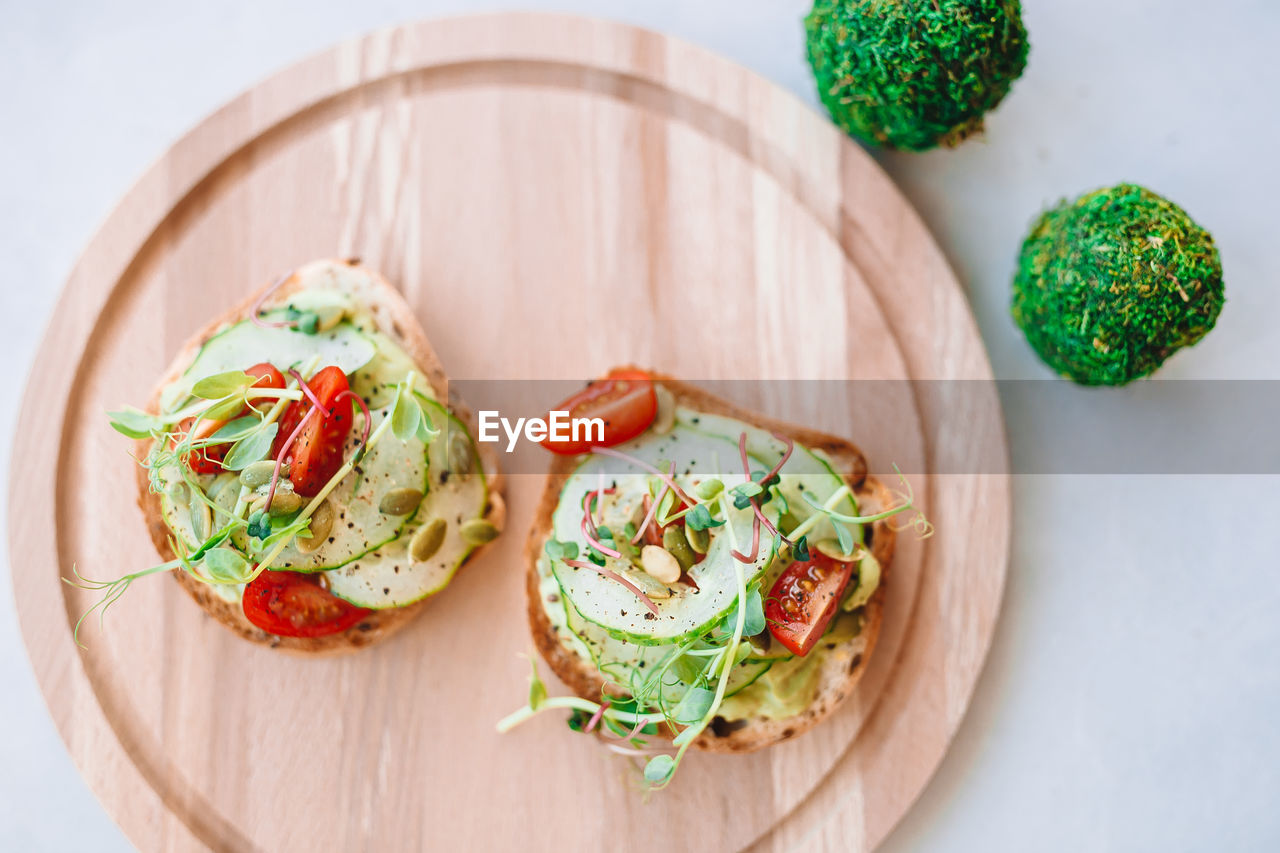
{"left": 804, "top": 0, "right": 1029, "bottom": 151}
{"left": 1011, "top": 183, "right": 1225, "bottom": 386}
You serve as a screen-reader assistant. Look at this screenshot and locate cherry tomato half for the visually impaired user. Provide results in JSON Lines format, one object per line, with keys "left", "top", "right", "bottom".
{"left": 242, "top": 571, "right": 371, "bottom": 638}
{"left": 272, "top": 365, "right": 353, "bottom": 496}
{"left": 764, "top": 551, "right": 857, "bottom": 657}
{"left": 539, "top": 369, "right": 657, "bottom": 455}
{"left": 178, "top": 362, "right": 286, "bottom": 474}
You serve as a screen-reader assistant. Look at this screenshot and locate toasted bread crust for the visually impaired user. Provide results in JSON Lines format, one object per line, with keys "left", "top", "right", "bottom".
{"left": 526, "top": 370, "right": 895, "bottom": 751}
{"left": 136, "top": 259, "right": 503, "bottom": 655}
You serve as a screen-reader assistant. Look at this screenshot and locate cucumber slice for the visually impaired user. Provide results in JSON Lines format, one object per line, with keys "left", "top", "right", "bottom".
{"left": 325, "top": 400, "right": 488, "bottom": 609}
{"left": 550, "top": 425, "right": 779, "bottom": 646}
{"left": 553, "top": 559, "right": 772, "bottom": 701}
{"left": 159, "top": 319, "right": 377, "bottom": 412}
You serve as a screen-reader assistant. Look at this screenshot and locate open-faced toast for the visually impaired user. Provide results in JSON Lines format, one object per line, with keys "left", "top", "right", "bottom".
{"left": 136, "top": 259, "right": 504, "bottom": 654}
{"left": 525, "top": 370, "right": 895, "bottom": 752}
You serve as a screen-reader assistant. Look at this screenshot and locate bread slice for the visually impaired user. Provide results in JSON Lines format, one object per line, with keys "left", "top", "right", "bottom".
{"left": 526, "top": 370, "right": 895, "bottom": 752}
{"left": 137, "top": 259, "right": 504, "bottom": 655}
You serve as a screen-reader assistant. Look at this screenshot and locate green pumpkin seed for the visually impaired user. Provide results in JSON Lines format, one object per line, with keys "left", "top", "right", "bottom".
{"left": 410, "top": 518, "right": 447, "bottom": 561}
{"left": 686, "top": 524, "right": 710, "bottom": 555}
{"left": 662, "top": 525, "right": 697, "bottom": 572}
{"left": 240, "top": 460, "right": 285, "bottom": 489}
{"left": 296, "top": 499, "right": 334, "bottom": 553}
{"left": 459, "top": 518, "right": 498, "bottom": 546}
{"left": 191, "top": 498, "right": 211, "bottom": 540}
{"left": 379, "top": 487, "right": 424, "bottom": 516}
{"left": 266, "top": 489, "right": 304, "bottom": 517}
{"left": 448, "top": 432, "right": 473, "bottom": 476}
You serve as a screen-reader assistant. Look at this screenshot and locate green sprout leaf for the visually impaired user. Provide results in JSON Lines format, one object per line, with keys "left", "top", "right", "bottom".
{"left": 643, "top": 754, "right": 676, "bottom": 784}
{"left": 203, "top": 547, "right": 250, "bottom": 583}
{"left": 391, "top": 390, "right": 422, "bottom": 441}
{"left": 203, "top": 395, "right": 249, "bottom": 421}
{"left": 107, "top": 407, "right": 160, "bottom": 439}
{"left": 222, "top": 422, "right": 279, "bottom": 470}
{"left": 671, "top": 686, "right": 715, "bottom": 724}
{"left": 247, "top": 509, "right": 271, "bottom": 541}
{"left": 793, "top": 535, "right": 810, "bottom": 562}
{"left": 833, "top": 518, "right": 854, "bottom": 556}
{"left": 544, "top": 539, "right": 579, "bottom": 561}
{"left": 209, "top": 415, "right": 262, "bottom": 442}
{"left": 694, "top": 478, "right": 724, "bottom": 500}
{"left": 731, "top": 482, "right": 763, "bottom": 499}
{"left": 727, "top": 588, "right": 765, "bottom": 637}
{"left": 192, "top": 370, "right": 255, "bottom": 400}
{"left": 685, "top": 504, "right": 724, "bottom": 531}
{"left": 528, "top": 659, "right": 547, "bottom": 711}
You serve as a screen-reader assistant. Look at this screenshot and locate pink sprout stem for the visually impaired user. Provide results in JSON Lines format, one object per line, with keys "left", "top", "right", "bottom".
{"left": 631, "top": 461, "right": 676, "bottom": 545}
{"left": 592, "top": 446, "right": 694, "bottom": 507}
{"left": 563, "top": 559, "right": 660, "bottom": 616}
{"left": 289, "top": 368, "right": 330, "bottom": 414}
{"left": 263, "top": 405, "right": 319, "bottom": 512}
{"left": 249, "top": 273, "right": 293, "bottom": 329}
{"left": 761, "top": 431, "right": 795, "bottom": 484}
{"left": 584, "top": 700, "right": 610, "bottom": 734}
{"left": 581, "top": 516, "right": 622, "bottom": 560}
{"left": 332, "top": 389, "right": 371, "bottom": 450}
{"left": 736, "top": 432, "right": 789, "bottom": 546}
{"left": 731, "top": 512, "right": 761, "bottom": 564}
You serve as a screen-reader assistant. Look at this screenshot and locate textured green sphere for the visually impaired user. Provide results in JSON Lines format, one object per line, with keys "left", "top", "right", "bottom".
{"left": 1011, "top": 184, "right": 1225, "bottom": 386}
{"left": 805, "top": 0, "right": 1029, "bottom": 151}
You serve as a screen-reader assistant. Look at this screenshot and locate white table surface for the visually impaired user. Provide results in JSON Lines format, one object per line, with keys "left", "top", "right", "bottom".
{"left": 2, "top": 1, "right": 1277, "bottom": 850}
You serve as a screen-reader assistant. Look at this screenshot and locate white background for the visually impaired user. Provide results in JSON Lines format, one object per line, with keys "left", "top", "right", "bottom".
{"left": 2, "top": 1, "right": 1277, "bottom": 850}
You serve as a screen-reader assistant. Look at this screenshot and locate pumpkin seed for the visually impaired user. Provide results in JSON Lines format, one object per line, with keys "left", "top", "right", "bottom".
{"left": 662, "top": 525, "right": 697, "bottom": 572}
{"left": 296, "top": 499, "right": 334, "bottom": 553}
{"left": 640, "top": 544, "right": 681, "bottom": 585}
{"left": 190, "top": 498, "right": 212, "bottom": 540}
{"left": 240, "top": 460, "right": 285, "bottom": 489}
{"left": 459, "top": 518, "right": 498, "bottom": 545}
{"left": 410, "top": 518, "right": 447, "bottom": 561}
{"left": 686, "top": 524, "right": 710, "bottom": 555}
{"left": 448, "top": 432, "right": 473, "bottom": 476}
{"left": 266, "top": 489, "right": 304, "bottom": 517}
{"left": 652, "top": 385, "right": 676, "bottom": 435}
{"left": 379, "top": 487, "right": 424, "bottom": 516}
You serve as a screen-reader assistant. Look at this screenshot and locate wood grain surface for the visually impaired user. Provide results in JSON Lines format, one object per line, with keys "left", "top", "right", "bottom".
{"left": 8, "top": 13, "right": 1009, "bottom": 852}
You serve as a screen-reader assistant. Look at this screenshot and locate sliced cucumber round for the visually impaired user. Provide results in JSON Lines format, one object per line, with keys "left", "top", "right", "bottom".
{"left": 552, "top": 558, "right": 772, "bottom": 702}
{"left": 325, "top": 400, "right": 488, "bottom": 609}
{"left": 550, "top": 425, "right": 778, "bottom": 646}
{"left": 158, "top": 319, "right": 377, "bottom": 412}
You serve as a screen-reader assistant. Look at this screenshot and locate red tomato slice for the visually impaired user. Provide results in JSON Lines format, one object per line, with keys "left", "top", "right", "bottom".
{"left": 242, "top": 571, "right": 371, "bottom": 637}
{"left": 178, "top": 362, "right": 286, "bottom": 474}
{"left": 764, "top": 551, "right": 856, "bottom": 656}
{"left": 539, "top": 369, "right": 657, "bottom": 455}
{"left": 273, "top": 366, "right": 353, "bottom": 496}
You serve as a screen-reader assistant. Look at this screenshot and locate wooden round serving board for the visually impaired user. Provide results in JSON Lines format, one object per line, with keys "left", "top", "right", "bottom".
{"left": 10, "top": 13, "right": 1009, "bottom": 853}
